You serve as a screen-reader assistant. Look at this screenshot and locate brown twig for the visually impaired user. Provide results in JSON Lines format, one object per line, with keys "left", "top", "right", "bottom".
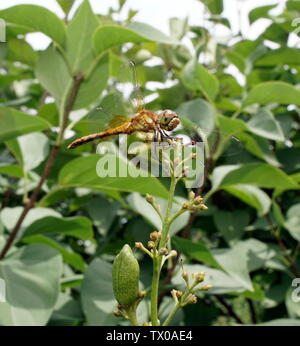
{"left": 215, "top": 296, "right": 244, "bottom": 324}
{"left": 0, "top": 73, "right": 84, "bottom": 260}
{"left": 0, "top": 145, "right": 60, "bottom": 259}
{"left": 247, "top": 298, "right": 257, "bottom": 324}
{"left": 266, "top": 214, "right": 300, "bottom": 277}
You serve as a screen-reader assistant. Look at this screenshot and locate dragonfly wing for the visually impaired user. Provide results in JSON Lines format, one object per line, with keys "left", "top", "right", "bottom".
{"left": 108, "top": 115, "right": 131, "bottom": 129}
{"left": 112, "top": 58, "right": 145, "bottom": 114}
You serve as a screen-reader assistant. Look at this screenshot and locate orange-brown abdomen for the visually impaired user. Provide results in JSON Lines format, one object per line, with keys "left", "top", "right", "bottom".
{"left": 67, "top": 122, "right": 132, "bottom": 149}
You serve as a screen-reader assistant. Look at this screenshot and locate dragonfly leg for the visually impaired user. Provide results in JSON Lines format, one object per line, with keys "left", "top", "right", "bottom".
{"left": 158, "top": 129, "right": 169, "bottom": 141}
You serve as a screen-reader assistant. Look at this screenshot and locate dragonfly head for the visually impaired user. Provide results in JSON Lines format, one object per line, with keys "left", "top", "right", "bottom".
{"left": 158, "top": 110, "right": 180, "bottom": 131}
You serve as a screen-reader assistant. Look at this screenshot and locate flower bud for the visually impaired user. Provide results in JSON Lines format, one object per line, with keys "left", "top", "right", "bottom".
{"left": 148, "top": 241, "right": 156, "bottom": 249}
{"left": 193, "top": 271, "right": 205, "bottom": 283}
{"left": 150, "top": 231, "right": 159, "bottom": 240}
{"left": 135, "top": 242, "right": 142, "bottom": 249}
{"left": 112, "top": 244, "right": 140, "bottom": 306}
{"left": 199, "top": 284, "right": 212, "bottom": 291}
{"left": 193, "top": 196, "right": 203, "bottom": 205}
{"left": 187, "top": 294, "right": 198, "bottom": 304}
{"left": 189, "top": 191, "right": 195, "bottom": 200}
{"left": 113, "top": 310, "right": 123, "bottom": 317}
{"left": 159, "top": 247, "right": 169, "bottom": 255}
{"left": 182, "top": 202, "right": 190, "bottom": 209}
{"left": 170, "top": 250, "right": 177, "bottom": 257}
{"left": 146, "top": 194, "right": 155, "bottom": 204}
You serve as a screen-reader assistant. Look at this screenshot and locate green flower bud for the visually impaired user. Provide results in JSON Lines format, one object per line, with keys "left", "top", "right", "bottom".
{"left": 112, "top": 244, "right": 140, "bottom": 306}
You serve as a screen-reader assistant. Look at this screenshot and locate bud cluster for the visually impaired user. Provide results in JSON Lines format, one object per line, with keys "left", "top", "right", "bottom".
{"left": 170, "top": 271, "right": 212, "bottom": 308}
{"left": 135, "top": 231, "right": 177, "bottom": 263}
{"left": 182, "top": 193, "right": 208, "bottom": 212}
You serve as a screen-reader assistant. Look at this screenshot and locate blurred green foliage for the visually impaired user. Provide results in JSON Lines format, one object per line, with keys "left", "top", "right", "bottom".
{"left": 0, "top": 0, "right": 299, "bottom": 326}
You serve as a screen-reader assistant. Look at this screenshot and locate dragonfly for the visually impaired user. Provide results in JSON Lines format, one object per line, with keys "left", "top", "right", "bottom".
{"left": 67, "top": 61, "right": 181, "bottom": 150}
{"left": 67, "top": 60, "right": 242, "bottom": 159}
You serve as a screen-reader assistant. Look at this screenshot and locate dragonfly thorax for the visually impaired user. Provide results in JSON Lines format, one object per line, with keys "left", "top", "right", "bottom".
{"left": 157, "top": 110, "right": 180, "bottom": 131}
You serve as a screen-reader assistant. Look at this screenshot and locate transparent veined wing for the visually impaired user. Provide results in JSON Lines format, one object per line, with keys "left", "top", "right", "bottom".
{"left": 72, "top": 59, "right": 145, "bottom": 141}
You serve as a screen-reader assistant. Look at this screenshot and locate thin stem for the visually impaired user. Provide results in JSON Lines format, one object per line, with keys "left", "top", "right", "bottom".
{"left": 168, "top": 208, "right": 188, "bottom": 227}
{"left": 159, "top": 176, "right": 177, "bottom": 249}
{"left": 162, "top": 303, "right": 180, "bottom": 326}
{"left": 126, "top": 303, "right": 139, "bottom": 326}
{"left": 150, "top": 257, "right": 161, "bottom": 326}
{"left": 150, "top": 176, "right": 177, "bottom": 326}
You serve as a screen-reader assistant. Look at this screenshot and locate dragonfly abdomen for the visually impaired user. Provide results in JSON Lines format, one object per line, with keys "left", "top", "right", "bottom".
{"left": 67, "top": 123, "right": 132, "bottom": 149}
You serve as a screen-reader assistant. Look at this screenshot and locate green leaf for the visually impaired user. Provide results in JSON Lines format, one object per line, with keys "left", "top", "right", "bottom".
{"left": 22, "top": 216, "right": 93, "bottom": 240}
{"left": 74, "top": 53, "right": 109, "bottom": 109}
{"left": 213, "top": 209, "right": 250, "bottom": 245}
{"left": 172, "top": 263, "right": 245, "bottom": 294}
{"left": 183, "top": 59, "right": 219, "bottom": 100}
{"left": 0, "top": 5, "right": 66, "bottom": 47}
{"left": 199, "top": 0, "right": 223, "bottom": 15}
{"left": 172, "top": 237, "right": 221, "bottom": 268}
{"left": 169, "top": 17, "right": 188, "bottom": 40}
{"left": 249, "top": 4, "right": 277, "bottom": 24}
{"left": 35, "top": 46, "right": 72, "bottom": 108}
{"left": 49, "top": 292, "right": 83, "bottom": 326}
{"left": 127, "top": 22, "right": 179, "bottom": 44}
{"left": 255, "top": 48, "right": 300, "bottom": 66}
{"left": 0, "top": 165, "right": 24, "bottom": 178}
{"left": 81, "top": 258, "right": 118, "bottom": 325}
{"left": 0, "top": 107, "right": 50, "bottom": 143}
{"left": 261, "top": 23, "right": 289, "bottom": 44}
{"left": 247, "top": 108, "right": 285, "bottom": 142}
{"left": 176, "top": 98, "right": 215, "bottom": 134}
{"left": 219, "top": 163, "right": 299, "bottom": 190}
{"left": 127, "top": 193, "right": 189, "bottom": 234}
{"left": 15, "top": 132, "right": 49, "bottom": 171}
{"left": 0, "top": 207, "right": 61, "bottom": 231}
{"left": 244, "top": 81, "right": 300, "bottom": 107}
{"left": 222, "top": 184, "right": 271, "bottom": 214}
{"left": 287, "top": 0, "right": 300, "bottom": 11}
{"left": 257, "top": 319, "right": 300, "bottom": 326}
{"left": 237, "top": 132, "right": 281, "bottom": 166}
{"left": 93, "top": 23, "right": 178, "bottom": 55}
{"left": 284, "top": 204, "right": 300, "bottom": 242}
{"left": 224, "top": 51, "right": 246, "bottom": 73}
{"left": 57, "top": 0, "right": 75, "bottom": 14}
{"left": 58, "top": 154, "right": 169, "bottom": 198}
{"left": 66, "top": 0, "right": 99, "bottom": 73}
{"left": 22, "top": 235, "right": 85, "bottom": 272}
{"left": 0, "top": 244, "right": 62, "bottom": 326}
{"left": 38, "top": 103, "right": 59, "bottom": 127}
{"left": 213, "top": 245, "right": 253, "bottom": 291}
{"left": 87, "top": 196, "right": 119, "bottom": 236}
{"left": 7, "top": 38, "right": 37, "bottom": 66}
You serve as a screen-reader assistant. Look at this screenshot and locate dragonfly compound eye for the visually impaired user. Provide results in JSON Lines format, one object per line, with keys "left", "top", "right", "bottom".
{"left": 159, "top": 110, "right": 180, "bottom": 131}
